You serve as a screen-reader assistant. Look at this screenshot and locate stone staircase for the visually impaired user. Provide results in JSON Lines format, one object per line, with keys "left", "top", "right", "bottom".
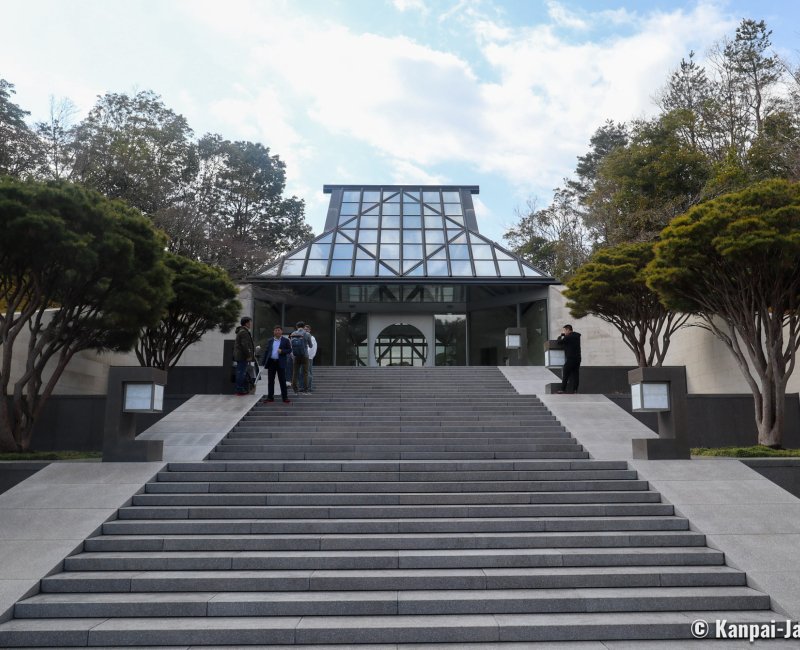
{"left": 0, "top": 366, "right": 774, "bottom": 646}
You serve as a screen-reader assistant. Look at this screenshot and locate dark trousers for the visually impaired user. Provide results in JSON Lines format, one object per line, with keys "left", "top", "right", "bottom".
{"left": 266, "top": 359, "right": 288, "bottom": 400}
{"left": 235, "top": 360, "right": 249, "bottom": 394}
{"left": 561, "top": 359, "right": 580, "bottom": 393}
{"left": 292, "top": 356, "right": 309, "bottom": 392}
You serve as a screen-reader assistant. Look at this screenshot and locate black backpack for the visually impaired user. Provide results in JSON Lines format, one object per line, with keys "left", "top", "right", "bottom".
{"left": 290, "top": 330, "right": 308, "bottom": 357}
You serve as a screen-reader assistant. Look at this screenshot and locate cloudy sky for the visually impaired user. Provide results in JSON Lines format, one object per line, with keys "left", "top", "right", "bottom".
{"left": 3, "top": 0, "right": 799, "bottom": 242}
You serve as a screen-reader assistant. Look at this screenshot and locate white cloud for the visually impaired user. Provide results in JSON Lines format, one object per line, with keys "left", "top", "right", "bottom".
{"left": 181, "top": 0, "right": 737, "bottom": 208}
{"left": 546, "top": 1, "right": 589, "bottom": 30}
{"left": 392, "top": 0, "right": 429, "bottom": 15}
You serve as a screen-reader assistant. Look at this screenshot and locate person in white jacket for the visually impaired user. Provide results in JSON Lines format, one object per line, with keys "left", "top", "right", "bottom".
{"left": 301, "top": 323, "right": 318, "bottom": 393}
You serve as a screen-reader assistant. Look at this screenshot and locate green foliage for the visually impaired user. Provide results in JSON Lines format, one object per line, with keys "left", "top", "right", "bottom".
{"left": 646, "top": 179, "right": 800, "bottom": 446}
{"left": 135, "top": 253, "right": 241, "bottom": 369}
{"left": 564, "top": 242, "right": 688, "bottom": 367}
{"left": 0, "top": 179, "right": 172, "bottom": 451}
{"left": 0, "top": 79, "right": 42, "bottom": 178}
{"left": 692, "top": 446, "right": 800, "bottom": 457}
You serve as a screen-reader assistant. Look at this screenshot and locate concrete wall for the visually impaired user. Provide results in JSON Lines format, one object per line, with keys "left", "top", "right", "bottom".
{"left": 548, "top": 285, "right": 800, "bottom": 395}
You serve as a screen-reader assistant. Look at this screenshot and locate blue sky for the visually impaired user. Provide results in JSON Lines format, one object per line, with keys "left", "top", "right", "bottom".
{"left": 2, "top": 0, "right": 799, "bottom": 243}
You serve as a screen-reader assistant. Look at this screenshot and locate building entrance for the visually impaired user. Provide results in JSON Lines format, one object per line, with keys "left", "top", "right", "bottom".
{"left": 374, "top": 324, "right": 428, "bottom": 366}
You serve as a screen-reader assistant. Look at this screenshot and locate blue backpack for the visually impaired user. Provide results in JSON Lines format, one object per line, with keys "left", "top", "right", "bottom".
{"left": 290, "top": 330, "right": 308, "bottom": 357}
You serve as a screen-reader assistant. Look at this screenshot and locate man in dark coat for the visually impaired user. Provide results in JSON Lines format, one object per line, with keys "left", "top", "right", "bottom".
{"left": 233, "top": 316, "right": 255, "bottom": 396}
{"left": 557, "top": 324, "right": 581, "bottom": 394}
{"left": 262, "top": 325, "right": 292, "bottom": 403}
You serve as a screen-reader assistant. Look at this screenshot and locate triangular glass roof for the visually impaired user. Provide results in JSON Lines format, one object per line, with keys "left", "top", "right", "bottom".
{"left": 256, "top": 186, "right": 548, "bottom": 280}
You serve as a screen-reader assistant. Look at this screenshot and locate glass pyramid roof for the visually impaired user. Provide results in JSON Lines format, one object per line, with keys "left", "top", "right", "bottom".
{"left": 256, "top": 186, "right": 547, "bottom": 280}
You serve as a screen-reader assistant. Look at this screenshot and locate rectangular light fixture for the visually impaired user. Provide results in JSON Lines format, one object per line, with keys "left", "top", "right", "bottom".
{"left": 505, "top": 333, "right": 522, "bottom": 349}
{"left": 631, "top": 381, "right": 670, "bottom": 412}
{"left": 123, "top": 382, "right": 165, "bottom": 413}
{"left": 544, "top": 349, "right": 565, "bottom": 367}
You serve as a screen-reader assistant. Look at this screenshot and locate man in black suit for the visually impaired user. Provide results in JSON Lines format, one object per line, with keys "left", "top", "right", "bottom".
{"left": 557, "top": 324, "right": 582, "bottom": 394}
{"left": 262, "top": 325, "right": 292, "bottom": 403}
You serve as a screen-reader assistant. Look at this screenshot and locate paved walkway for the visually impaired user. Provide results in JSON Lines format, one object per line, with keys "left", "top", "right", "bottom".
{"left": 501, "top": 366, "right": 800, "bottom": 620}
{"left": 0, "top": 393, "right": 258, "bottom": 620}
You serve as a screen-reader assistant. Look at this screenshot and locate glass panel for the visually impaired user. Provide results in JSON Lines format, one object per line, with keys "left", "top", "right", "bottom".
{"left": 361, "top": 202, "right": 379, "bottom": 214}
{"left": 435, "top": 314, "right": 467, "bottom": 366}
{"left": 422, "top": 191, "right": 440, "bottom": 202}
{"left": 362, "top": 204, "right": 380, "bottom": 215}
{"left": 340, "top": 203, "right": 359, "bottom": 216}
{"left": 448, "top": 244, "right": 470, "bottom": 259}
{"left": 469, "top": 305, "right": 516, "bottom": 366}
{"left": 380, "top": 244, "right": 400, "bottom": 258}
{"left": 378, "top": 263, "right": 398, "bottom": 276}
{"left": 333, "top": 243, "right": 354, "bottom": 259}
{"left": 281, "top": 259, "right": 304, "bottom": 275}
{"left": 382, "top": 202, "right": 400, "bottom": 215}
{"left": 382, "top": 215, "right": 400, "bottom": 228}
{"left": 447, "top": 228, "right": 462, "bottom": 239}
{"left": 337, "top": 231, "right": 355, "bottom": 243}
{"left": 522, "top": 299, "right": 547, "bottom": 365}
{"left": 355, "top": 246, "right": 374, "bottom": 259}
{"left": 381, "top": 229, "right": 400, "bottom": 243}
{"left": 450, "top": 233, "right": 468, "bottom": 244}
{"left": 442, "top": 191, "right": 460, "bottom": 202}
{"left": 495, "top": 248, "right": 513, "bottom": 260}
{"left": 403, "top": 244, "right": 423, "bottom": 258}
{"left": 287, "top": 248, "right": 307, "bottom": 260}
{"left": 425, "top": 230, "right": 445, "bottom": 244}
{"left": 425, "top": 215, "right": 443, "bottom": 228}
{"left": 360, "top": 214, "right": 379, "bottom": 228}
{"left": 473, "top": 260, "right": 497, "bottom": 276}
{"left": 383, "top": 191, "right": 400, "bottom": 202}
{"left": 446, "top": 214, "right": 464, "bottom": 225}
{"left": 403, "top": 191, "right": 420, "bottom": 201}
{"left": 358, "top": 229, "right": 378, "bottom": 243}
{"left": 450, "top": 260, "right": 473, "bottom": 275}
{"left": 402, "top": 202, "right": 421, "bottom": 215}
{"left": 342, "top": 191, "right": 360, "bottom": 202}
{"left": 426, "top": 244, "right": 443, "bottom": 255}
{"left": 317, "top": 232, "right": 334, "bottom": 244}
{"left": 402, "top": 259, "right": 422, "bottom": 273}
{"left": 362, "top": 243, "right": 378, "bottom": 255}
{"left": 423, "top": 204, "right": 441, "bottom": 215}
{"left": 497, "top": 260, "right": 522, "bottom": 276}
{"left": 335, "top": 312, "right": 368, "bottom": 366}
{"left": 427, "top": 260, "right": 449, "bottom": 275}
{"left": 403, "top": 229, "right": 422, "bottom": 243}
{"left": 405, "top": 264, "right": 425, "bottom": 277}
{"left": 353, "top": 259, "right": 376, "bottom": 275}
{"left": 471, "top": 244, "right": 493, "bottom": 259}
{"left": 260, "top": 265, "right": 279, "bottom": 276}
{"left": 305, "top": 259, "right": 328, "bottom": 275}
{"left": 523, "top": 264, "right": 542, "bottom": 277}
{"left": 402, "top": 215, "right": 421, "bottom": 228}
{"left": 444, "top": 203, "right": 462, "bottom": 216}
{"left": 329, "top": 259, "right": 352, "bottom": 276}
{"left": 363, "top": 190, "right": 380, "bottom": 202}
{"left": 430, "top": 248, "right": 447, "bottom": 260}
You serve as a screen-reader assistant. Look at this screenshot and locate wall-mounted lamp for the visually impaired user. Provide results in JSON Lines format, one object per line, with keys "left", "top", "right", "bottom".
{"left": 504, "top": 327, "right": 528, "bottom": 366}
{"left": 123, "top": 382, "right": 165, "bottom": 413}
{"left": 505, "top": 333, "right": 522, "bottom": 350}
{"left": 630, "top": 381, "right": 670, "bottom": 412}
{"left": 544, "top": 340, "right": 565, "bottom": 368}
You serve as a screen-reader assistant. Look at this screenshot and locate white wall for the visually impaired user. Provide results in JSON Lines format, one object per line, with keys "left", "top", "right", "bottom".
{"left": 548, "top": 285, "right": 800, "bottom": 395}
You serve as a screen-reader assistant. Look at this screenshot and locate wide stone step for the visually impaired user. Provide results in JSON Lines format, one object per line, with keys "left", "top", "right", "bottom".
{"left": 0, "top": 610, "right": 779, "bottom": 646}
{"left": 205, "top": 452, "right": 592, "bottom": 461}
{"left": 145, "top": 479, "right": 650, "bottom": 494}
{"left": 211, "top": 443, "right": 580, "bottom": 453}
{"left": 132, "top": 492, "right": 666, "bottom": 507}
{"left": 15, "top": 586, "right": 768, "bottom": 619}
{"left": 155, "top": 469, "right": 635, "bottom": 483}
{"left": 116, "top": 502, "right": 673, "bottom": 520}
{"left": 64, "top": 540, "right": 717, "bottom": 572}
{"left": 166, "top": 460, "right": 629, "bottom": 472}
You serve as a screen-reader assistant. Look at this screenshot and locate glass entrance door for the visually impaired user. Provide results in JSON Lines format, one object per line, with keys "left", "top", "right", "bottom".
{"left": 374, "top": 324, "right": 428, "bottom": 366}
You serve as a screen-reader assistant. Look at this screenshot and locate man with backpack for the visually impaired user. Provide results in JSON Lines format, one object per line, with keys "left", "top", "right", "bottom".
{"left": 289, "top": 321, "right": 314, "bottom": 395}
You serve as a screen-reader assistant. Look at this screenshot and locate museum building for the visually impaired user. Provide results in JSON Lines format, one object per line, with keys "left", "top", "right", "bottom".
{"left": 248, "top": 185, "right": 556, "bottom": 367}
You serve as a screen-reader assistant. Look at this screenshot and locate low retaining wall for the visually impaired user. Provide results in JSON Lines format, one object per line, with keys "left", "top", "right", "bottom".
{"left": 741, "top": 458, "right": 800, "bottom": 499}
{"left": 0, "top": 461, "right": 50, "bottom": 495}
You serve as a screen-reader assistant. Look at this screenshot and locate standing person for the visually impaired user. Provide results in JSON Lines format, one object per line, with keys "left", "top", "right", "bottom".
{"left": 300, "top": 323, "right": 318, "bottom": 393}
{"left": 262, "top": 325, "right": 292, "bottom": 403}
{"left": 289, "top": 320, "right": 314, "bottom": 395}
{"left": 233, "top": 317, "right": 255, "bottom": 396}
{"left": 557, "top": 324, "right": 581, "bottom": 394}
